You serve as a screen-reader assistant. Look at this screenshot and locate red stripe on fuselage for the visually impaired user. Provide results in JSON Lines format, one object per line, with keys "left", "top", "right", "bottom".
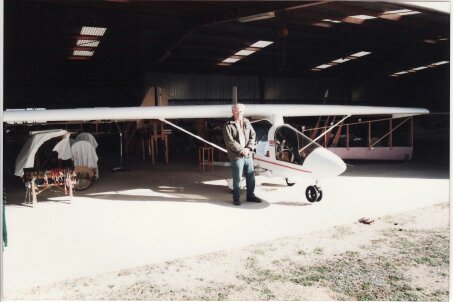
{"left": 254, "top": 157, "right": 312, "bottom": 173}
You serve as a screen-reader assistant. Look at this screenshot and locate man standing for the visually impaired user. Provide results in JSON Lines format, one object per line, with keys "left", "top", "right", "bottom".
{"left": 223, "top": 103, "right": 262, "bottom": 206}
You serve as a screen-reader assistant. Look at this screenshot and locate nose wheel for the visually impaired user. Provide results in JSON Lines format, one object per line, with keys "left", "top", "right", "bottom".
{"left": 305, "top": 185, "right": 322, "bottom": 202}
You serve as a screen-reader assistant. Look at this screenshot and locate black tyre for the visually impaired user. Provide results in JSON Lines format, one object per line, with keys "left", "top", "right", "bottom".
{"left": 73, "top": 172, "right": 93, "bottom": 191}
{"left": 305, "top": 186, "right": 318, "bottom": 203}
{"left": 315, "top": 186, "right": 323, "bottom": 202}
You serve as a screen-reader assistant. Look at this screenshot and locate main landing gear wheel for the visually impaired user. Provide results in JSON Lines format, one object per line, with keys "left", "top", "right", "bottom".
{"left": 73, "top": 166, "right": 95, "bottom": 191}
{"left": 305, "top": 185, "right": 322, "bottom": 203}
{"left": 74, "top": 172, "right": 93, "bottom": 191}
{"left": 285, "top": 177, "right": 296, "bottom": 187}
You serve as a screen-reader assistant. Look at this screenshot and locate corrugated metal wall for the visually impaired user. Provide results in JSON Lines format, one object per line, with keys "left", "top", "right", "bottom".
{"left": 145, "top": 73, "right": 260, "bottom": 101}
{"left": 145, "top": 72, "right": 350, "bottom": 103}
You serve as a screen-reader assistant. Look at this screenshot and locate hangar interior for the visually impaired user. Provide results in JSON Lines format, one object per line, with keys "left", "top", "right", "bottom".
{"left": 2, "top": 1, "right": 450, "bottom": 200}
{"left": 1, "top": 2, "right": 451, "bottom": 297}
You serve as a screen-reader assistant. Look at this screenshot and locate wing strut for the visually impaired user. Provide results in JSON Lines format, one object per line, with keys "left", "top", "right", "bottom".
{"left": 159, "top": 119, "right": 227, "bottom": 153}
{"left": 300, "top": 115, "right": 351, "bottom": 152}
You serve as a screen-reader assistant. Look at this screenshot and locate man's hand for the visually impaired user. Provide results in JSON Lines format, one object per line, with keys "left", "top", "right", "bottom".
{"left": 242, "top": 148, "right": 250, "bottom": 157}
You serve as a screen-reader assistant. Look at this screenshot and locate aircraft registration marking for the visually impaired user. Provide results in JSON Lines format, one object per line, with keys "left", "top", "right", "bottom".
{"left": 254, "top": 157, "right": 312, "bottom": 173}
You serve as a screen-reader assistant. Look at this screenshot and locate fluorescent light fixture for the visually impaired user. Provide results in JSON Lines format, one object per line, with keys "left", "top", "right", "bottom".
{"left": 311, "top": 68, "right": 321, "bottom": 71}
{"left": 382, "top": 9, "right": 420, "bottom": 15}
{"left": 412, "top": 66, "right": 428, "bottom": 71}
{"left": 432, "top": 61, "right": 449, "bottom": 66}
{"left": 349, "top": 15, "right": 377, "bottom": 20}
{"left": 250, "top": 40, "right": 274, "bottom": 48}
{"left": 73, "top": 50, "right": 94, "bottom": 56}
{"left": 239, "top": 12, "right": 275, "bottom": 23}
{"left": 379, "top": 9, "right": 421, "bottom": 20}
{"left": 397, "top": 10, "right": 421, "bottom": 16}
{"left": 322, "top": 19, "right": 342, "bottom": 23}
{"left": 332, "top": 58, "right": 351, "bottom": 64}
{"left": 222, "top": 57, "right": 241, "bottom": 63}
{"left": 315, "top": 64, "right": 333, "bottom": 69}
{"left": 217, "top": 62, "right": 231, "bottom": 66}
{"left": 382, "top": 9, "right": 413, "bottom": 15}
{"left": 390, "top": 74, "right": 399, "bottom": 77}
{"left": 235, "top": 49, "right": 256, "bottom": 56}
{"left": 312, "top": 22, "right": 332, "bottom": 28}
{"left": 350, "top": 51, "right": 371, "bottom": 57}
{"left": 76, "top": 39, "right": 100, "bottom": 47}
{"left": 80, "top": 26, "right": 107, "bottom": 36}
{"left": 395, "top": 71, "right": 408, "bottom": 75}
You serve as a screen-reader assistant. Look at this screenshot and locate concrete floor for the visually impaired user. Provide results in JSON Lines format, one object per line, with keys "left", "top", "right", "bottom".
{"left": 2, "top": 160, "right": 450, "bottom": 292}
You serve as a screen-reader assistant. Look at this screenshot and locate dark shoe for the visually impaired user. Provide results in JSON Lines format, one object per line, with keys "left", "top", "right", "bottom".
{"left": 233, "top": 199, "right": 241, "bottom": 206}
{"left": 247, "top": 196, "right": 262, "bottom": 203}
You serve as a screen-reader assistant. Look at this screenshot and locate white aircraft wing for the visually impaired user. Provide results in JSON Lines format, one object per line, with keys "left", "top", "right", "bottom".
{"left": 3, "top": 104, "right": 429, "bottom": 123}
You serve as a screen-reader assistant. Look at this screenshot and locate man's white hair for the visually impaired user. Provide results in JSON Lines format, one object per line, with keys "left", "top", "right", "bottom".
{"left": 231, "top": 103, "right": 245, "bottom": 111}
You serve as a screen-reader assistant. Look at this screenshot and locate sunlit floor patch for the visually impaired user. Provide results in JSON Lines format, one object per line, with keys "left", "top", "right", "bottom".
{"left": 3, "top": 165, "right": 449, "bottom": 292}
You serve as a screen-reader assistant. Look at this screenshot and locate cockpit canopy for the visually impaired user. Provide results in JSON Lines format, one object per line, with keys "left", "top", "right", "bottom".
{"left": 253, "top": 120, "right": 320, "bottom": 165}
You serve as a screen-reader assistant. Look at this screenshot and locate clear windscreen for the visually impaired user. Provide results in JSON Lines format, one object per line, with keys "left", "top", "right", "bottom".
{"left": 274, "top": 125, "right": 320, "bottom": 165}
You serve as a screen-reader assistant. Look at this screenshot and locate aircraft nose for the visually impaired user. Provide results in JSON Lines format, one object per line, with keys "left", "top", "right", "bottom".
{"left": 303, "top": 147, "right": 346, "bottom": 178}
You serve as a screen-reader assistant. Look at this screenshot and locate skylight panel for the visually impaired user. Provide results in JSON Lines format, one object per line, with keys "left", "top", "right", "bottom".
{"left": 348, "top": 15, "right": 377, "bottom": 20}
{"left": 235, "top": 49, "right": 256, "bottom": 56}
{"left": 332, "top": 58, "right": 351, "bottom": 64}
{"left": 390, "top": 60, "right": 448, "bottom": 76}
{"left": 312, "top": 22, "right": 332, "bottom": 28}
{"left": 382, "top": 9, "right": 413, "bottom": 15}
{"left": 315, "top": 64, "right": 333, "bottom": 69}
{"left": 412, "top": 66, "right": 428, "bottom": 71}
{"left": 250, "top": 40, "right": 274, "bottom": 48}
{"left": 432, "top": 61, "right": 449, "bottom": 66}
{"left": 397, "top": 10, "right": 421, "bottom": 16}
{"left": 73, "top": 50, "right": 94, "bottom": 56}
{"left": 379, "top": 9, "right": 421, "bottom": 20}
{"left": 322, "top": 19, "right": 342, "bottom": 23}
{"left": 350, "top": 51, "right": 371, "bottom": 57}
{"left": 80, "top": 26, "right": 107, "bottom": 36}
{"left": 222, "top": 57, "right": 241, "bottom": 63}
{"left": 76, "top": 39, "right": 100, "bottom": 47}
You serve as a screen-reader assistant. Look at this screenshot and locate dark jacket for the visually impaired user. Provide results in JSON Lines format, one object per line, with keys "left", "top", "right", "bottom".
{"left": 223, "top": 117, "right": 256, "bottom": 161}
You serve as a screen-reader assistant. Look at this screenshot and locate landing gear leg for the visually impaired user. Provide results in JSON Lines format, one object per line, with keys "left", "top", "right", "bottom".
{"left": 305, "top": 185, "right": 323, "bottom": 203}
